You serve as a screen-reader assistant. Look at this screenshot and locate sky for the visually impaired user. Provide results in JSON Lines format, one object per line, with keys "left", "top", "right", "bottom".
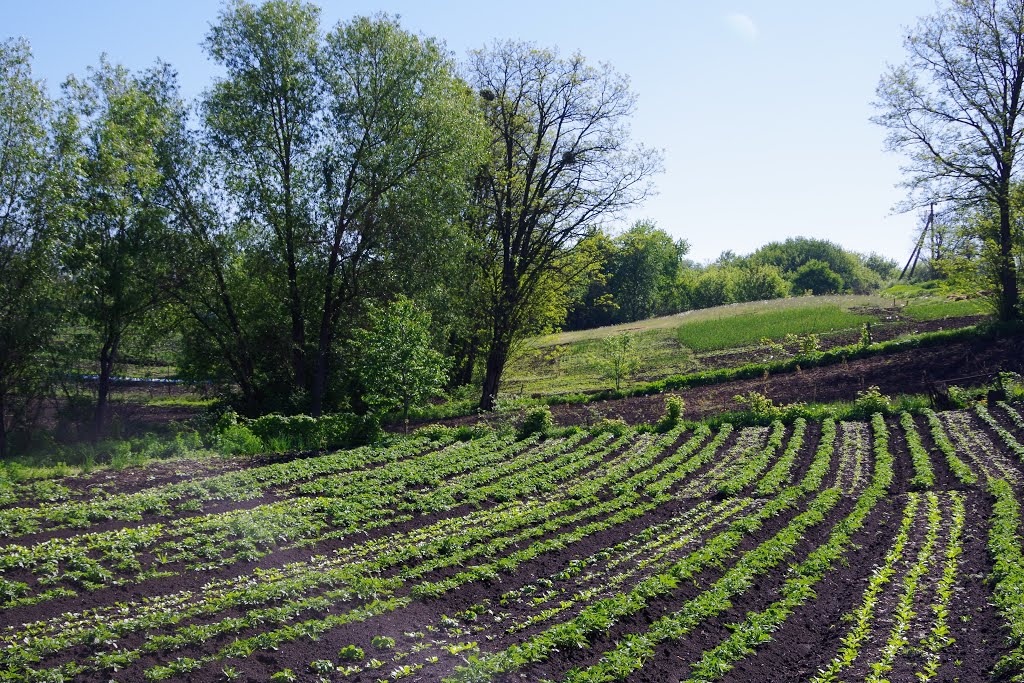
{"left": 4, "top": 0, "right": 941, "bottom": 263}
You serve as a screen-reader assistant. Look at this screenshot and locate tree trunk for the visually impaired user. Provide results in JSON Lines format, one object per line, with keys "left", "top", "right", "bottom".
{"left": 452, "top": 334, "right": 478, "bottom": 388}
{"left": 93, "top": 334, "right": 119, "bottom": 441}
{"left": 479, "top": 338, "right": 509, "bottom": 411}
{"left": 310, "top": 317, "right": 332, "bottom": 418}
{"left": 286, "top": 254, "right": 306, "bottom": 394}
{"left": 997, "top": 200, "right": 1020, "bottom": 321}
{"left": 0, "top": 389, "right": 7, "bottom": 459}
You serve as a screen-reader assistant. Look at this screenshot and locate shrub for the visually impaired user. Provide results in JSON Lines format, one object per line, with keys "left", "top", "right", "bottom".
{"left": 656, "top": 395, "right": 685, "bottom": 432}
{"left": 217, "top": 424, "right": 264, "bottom": 456}
{"left": 854, "top": 386, "right": 892, "bottom": 416}
{"left": 792, "top": 259, "right": 844, "bottom": 295}
{"left": 733, "top": 391, "right": 781, "bottom": 419}
{"left": 249, "top": 414, "right": 318, "bottom": 449}
{"left": 517, "top": 407, "right": 554, "bottom": 439}
{"left": 590, "top": 418, "right": 630, "bottom": 436}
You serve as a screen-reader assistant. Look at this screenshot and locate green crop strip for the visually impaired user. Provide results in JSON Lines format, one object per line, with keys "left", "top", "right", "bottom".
{"left": 902, "top": 412, "right": 936, "bottom": 489}
{"left": 811, "top": 496, "right": 921, "bottom": 683}
{"left": 864, "top": 491, "right": 943, "bottom": 682}
{"left": 10, "top": 426, "right": 712, "bottom": 679}
{"left": 715, "top": 421, "right": 786, "bottom": 497}
{"left": 755, "top": 418, "right": 807, "bottom": 496}
{"left": 987, "top": 478, "right": 1024, "bottom": 681}
{"left": 923, "top": 409, "right": 977, "bottom": 485}
{"left": 940, "top": 410, "right": 1017, "bottom": 483}
{"left": 680, "top": 413, "right": 897, "bottom": 683}
{"left": 0, "top": 436, "right": 447, "bottom": 536}
{"left": 999, "top": 402, "right": 1024, "bottom": 433}
{"left": 976, "top": 404, "right": 1024, "bottom": 462}
{"left": 914, "top": 491, "right": 964, "bottom": 681}
{"left": 444, "top": 418, "right": 842, "bottom": 683}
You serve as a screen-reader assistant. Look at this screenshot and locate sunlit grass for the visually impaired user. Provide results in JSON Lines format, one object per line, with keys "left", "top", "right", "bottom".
{"left": 674, "top": 305, "right": 875, "bottom": 352}
{"left": 902, "top": 297, "right": 991, "bottom": 321}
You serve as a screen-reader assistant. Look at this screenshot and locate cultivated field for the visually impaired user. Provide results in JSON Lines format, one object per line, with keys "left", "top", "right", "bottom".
{"left": 2, "top": 403, "right": 1024, "bottom": 682}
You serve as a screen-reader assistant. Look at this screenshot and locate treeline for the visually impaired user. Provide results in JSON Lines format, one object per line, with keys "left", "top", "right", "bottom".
{"left": 1, "top": 0, "right": 663, "bottom": 455}
{"left": 567, "top": 229, "right": 896, "bottom": 330}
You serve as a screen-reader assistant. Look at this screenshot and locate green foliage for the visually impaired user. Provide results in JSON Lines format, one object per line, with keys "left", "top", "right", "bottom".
{"left": 751, "top": 237, "right": 879, "bottom": 294}
{"left": 791, "top": 259, "right": 844, "bottom": 295}
{"left": 732, "top": 391, "right": 806, "bottom": 421}
{"left": 61, "top": 56, "right": 182, "bottom": 436}
{"left": 655, "top": 395, "right": 685, "bottom": 433}
{"left": 412, "top": 423, "right": 490, "bottom": 442}
{"left": 595, "top": 333, "right": 644, "bottom": 391}
{"left": 216, "top": 424, "right": 264, "bottom": 456}
{"left": 371, "top": 635, "right": 396, "bottom": 650}
{"left": 589, "top": 418, "right": 630, "bottom": 437}
{"left": 518, "top": 407, "right": 555, "bottom": 440}
{"left": 852, "top": 386, "right": 892, "bottom": 417}
{"left": 587, "top": 220, "right": 690, "bottom": 325}
{"left": 354, "top": 297, "right": 449, "bottom": 422}
{"left": 469, "top": 40, "right": 661, "bottom": 409}
{"left": 338, "top": 645, "right": 365, "bottom": 661}
{"left": 0, "top": 38, "right": 68, "bottom": 455}
{"left": 675, "top": 305, "right": 874, "bottom": 352}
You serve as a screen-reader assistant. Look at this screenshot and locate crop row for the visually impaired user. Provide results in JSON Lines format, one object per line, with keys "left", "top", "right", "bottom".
{"left": 0, "top": 436, "right": 450, "bottom": 536}
{"left": 2, "top": 424, "right": 720, "bottom": 678}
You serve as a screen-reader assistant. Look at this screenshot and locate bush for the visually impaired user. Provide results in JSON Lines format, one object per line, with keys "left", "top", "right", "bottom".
{"left": 217, "top": 424, "right": 265, "bottom": 456}
{"left": 656, "top": 395, "right": 684, "bottom": 432}
{"left": 733, "top": 391, "right": 781, "bottom": 419}
{"left": 792, "top": 259, "right": 844, "bottom": 295}
{"left": 315, "top": 413, "right": 381, "bottom": 449}
{"left": 590, "top": 418, "right": 630, "bottom": 436}
{"left": 518, "top": 407, "right": 554, "bottom": 439}
{"left": 249, "top": 414, "right": 318, "bottom": 449}
{"left": 853, "top": 386, "right": 892, "bottom": 417}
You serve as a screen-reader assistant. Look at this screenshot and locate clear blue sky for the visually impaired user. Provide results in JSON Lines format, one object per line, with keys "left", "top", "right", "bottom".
{"left": 5, "top": 0, "right": 939, "bottom": 263}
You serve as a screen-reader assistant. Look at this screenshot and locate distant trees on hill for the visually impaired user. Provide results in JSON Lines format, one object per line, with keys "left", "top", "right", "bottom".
{"left": 565, "top": 233, "right": 896, "bottom": 331}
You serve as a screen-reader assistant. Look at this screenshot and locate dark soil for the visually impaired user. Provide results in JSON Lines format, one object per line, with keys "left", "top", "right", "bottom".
{"left": 549, "top": 329, "right": 1024, "bottom": 428}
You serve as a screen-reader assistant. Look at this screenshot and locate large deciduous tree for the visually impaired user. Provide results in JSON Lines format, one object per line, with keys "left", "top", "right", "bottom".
{"left": 468, "top": 42, "right": 661, "bottom": 410}
{"left": 181, "top": 1, "right": 484, "bottom": 415}
{"left": 309, "top": 15, "right": 485, "bottom": 416}
{"left": 202, "top": 0, "right": 321, "bottom": 405}
{"left": 62, "top": 59, "right": 178, "bottom": 438}
{"left": 0, "top": 39, "right": 66, "bottom": 456}
{"left": 874, "top": 0, "right": 1024, "bottom": 320}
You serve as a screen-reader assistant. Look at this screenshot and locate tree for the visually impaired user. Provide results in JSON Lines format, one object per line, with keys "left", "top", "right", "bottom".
{"left": 792, "top": 259, "right": 844, "bottom": 295}
{"left": 353, "top": 297, "right": 448, "bottom": 424}
{"left": 874, "top": 0, "right": 1024, "bottom": 320}
{"left": 308, "top": 14, "right": 485, "bottom": 416}
{"left": 62, "top": 59, "right": 178, "bottom": 438}
{"left": 608, "top": 220, "right": 688, "bottom": 322}
{"left": 750, "top": 237, "right": 878, "bottom": 293}
{"left": 196, "top": 2, "right": 485, "bottom": 415}
{"left": 733, "top": 262, "right": 790, "bottom": 302}
{"left": 202, "top": 0, "right": 322, "bottom": 405}
{"left": 468, "top": 41, "right": 661, "bottom": 410}
{"left": 596, "top": 333, "right": 643, "bottom": 392}
{"left": 0, "top": 39, "right": 65, "bottom": 456}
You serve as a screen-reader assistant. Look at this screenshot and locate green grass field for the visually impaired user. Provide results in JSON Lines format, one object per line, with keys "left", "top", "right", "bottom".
{"left": 673, "top": 304, "right": 874, "bottom": 352}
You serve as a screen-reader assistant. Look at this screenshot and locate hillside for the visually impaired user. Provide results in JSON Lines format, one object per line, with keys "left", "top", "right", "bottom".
{"left": 504, "top": 294, "right": 989, "bottom": 399}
